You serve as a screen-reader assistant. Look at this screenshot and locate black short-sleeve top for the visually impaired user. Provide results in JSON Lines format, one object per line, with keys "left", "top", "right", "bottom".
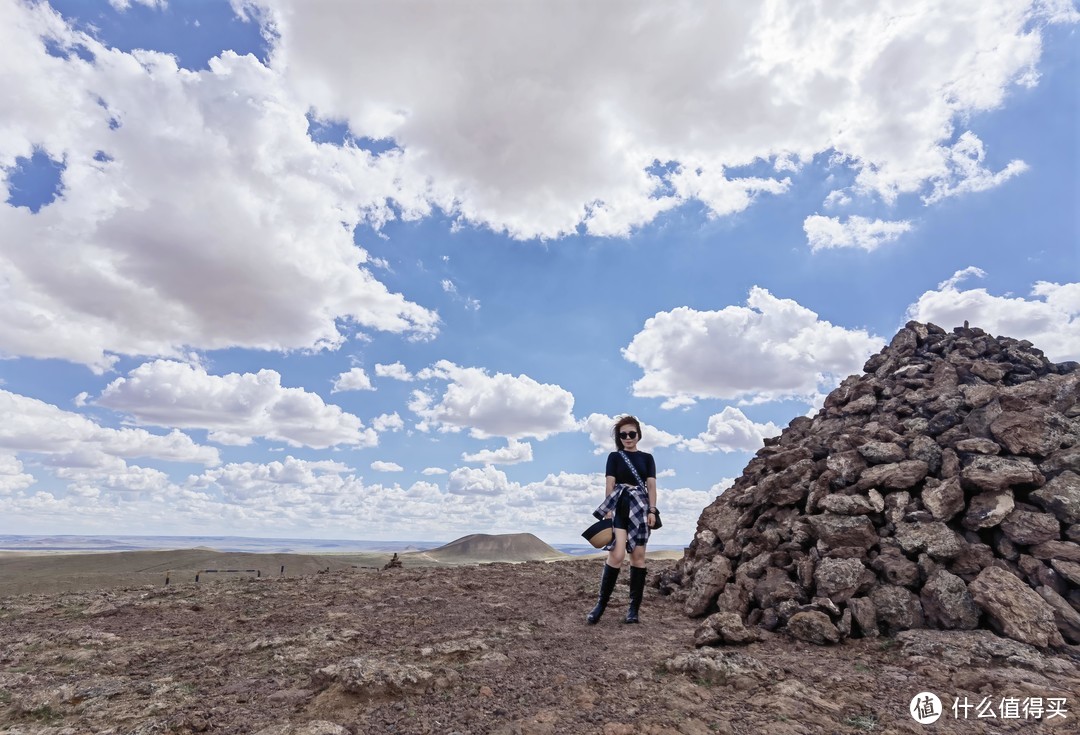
{"left": 606, "top": 451, "right": 656, "bottom": 486}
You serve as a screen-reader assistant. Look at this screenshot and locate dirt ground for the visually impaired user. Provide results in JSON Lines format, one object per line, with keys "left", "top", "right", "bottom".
{"left": 1, "top": 558, "right": 1078, "bottom": 734}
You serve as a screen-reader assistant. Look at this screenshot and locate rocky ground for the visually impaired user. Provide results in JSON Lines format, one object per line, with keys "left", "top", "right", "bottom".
{"left": 2, "top": 559, "right": 1079, "bottom": 735}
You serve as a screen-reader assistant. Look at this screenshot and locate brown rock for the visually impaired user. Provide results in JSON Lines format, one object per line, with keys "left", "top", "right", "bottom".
{"left": 1050, "top": 559, "right": 1080, "bottom": 586}
{"left": 1000, "top": 510, "right": 1061, "bottom": 545}
{"left": 857, "top": 442, "right": 906, "bottom": 465}
{"left": 961, "top": 455, "right": 1044, "bottom": 493}
{"left": 818, "top": 493, "right": 878, "bottom": 515}
{"left": 786, "top": 611, "right": 840, "bottom": 645}
{"left": 869, "top": 585, "right": 925, "bottom": 634}
{"left": 684, "top": 556, "right": 733, "bottom": 618}
{"left": 920, "top": 570, "right": 979, "bottom": 630}
{"left": 954, "top": 438, "right": 1001, "bottom": 455}
{"left": 922, "top": 477, "right": 965, "bottom": 522}
{"left": 694, "top": 611, "right": 762, "bottom": 647}
{"left": 812, "top": 557, "right": 875, "bottom": 604}
{"left": 857, "top": 460, "right": 929, "bottom": 491}
{"left": 870, "top": 553, "right": 919, "bottom": 588}
{"left": 1029, "top": 471, "right": 1080, "bottom": 524}
{"left": 807, "top": 514, "right": 877, "bottom": 549}
{"left": 847, "top": 596, "right": 879, "bottom": 638}
{"left": 967, "top": 566, "right": 1065, "bottom": 648}
{"left": 894, "top": 522, "right": 965, "bottom": 561}
{"left": 990, "top": 408, "right": 1072, "bottom": 457}
{"left": 1036, "top": 586, "right": 1080, "bottom": 644}
{"left": 962, "top": 491, "right": 1015, "bottom": 530}
{"left": 1029, "top": 541, "right": 1080, "bottom": 563}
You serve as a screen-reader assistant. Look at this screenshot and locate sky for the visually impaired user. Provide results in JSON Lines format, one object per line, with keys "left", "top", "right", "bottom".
{"left": 0, "top": 0, "right": 1077, "bottom": 546}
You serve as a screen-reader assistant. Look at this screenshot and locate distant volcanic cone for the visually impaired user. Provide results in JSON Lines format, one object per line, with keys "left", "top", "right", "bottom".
{"left": 663, "top": 322, "right": 1080, "bottom": 649}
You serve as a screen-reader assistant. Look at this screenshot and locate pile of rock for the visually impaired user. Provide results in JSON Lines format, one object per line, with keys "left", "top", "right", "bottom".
{"left": 663, "top": 322, "right": 1080, "bottom": 649}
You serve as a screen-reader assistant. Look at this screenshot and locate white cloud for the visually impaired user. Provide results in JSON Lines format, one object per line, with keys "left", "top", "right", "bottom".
{"left": 921, "top": 132, "right": 1029, "bottom": 205}
{"left": 371, "top": 460, "right": 404, "bottom": 472}
{"left": 0, "top": 388, "right": 219, "bottom": 466}
{"left": 446, "top": 466, "right": 511, "bottom": 496}
{"left": 657, "top": 469, "right": 676, "bottom": 478}
{"left": 97, "top": 360, "right": 378, "bottom": 449}
{"left": 623, "top": 288, "right": 885, "bottom": 404}
{"left": 681, "top": 407, "right": 782, "bottom": 454}
{"left": 236, "top": 0, "right": 1074, "bottom": 239}
{"left": 905, "top": 269, "right": 1080, "bottom": 361}
{"left": 109, "top": 0, "right": 167, "bottom": 10}
{"left": 421, "top": 467, "right": 448, "bottom": 476}
{"left": 0, "top": 2, "right": 438, "bottom": 372}
{"left": 331, "top": 367, "right": 374, "bottom": 393}
{"left": 0, "top": 455, "right": 35, "bottom": 494}
{"left": 375, "top": 362, "right": 415, "bottom": 381}
{"left": 372, "top": 412, "right": 404, "bottom": 433}
{"left": 581, "top": 413, "right": 683, "bottom": 456}
{"left": 411, "top": 361, "right": 578, "bottom": 440}
{"left": 803, "top": 215, "right": 913, "bottom": 252}
{"left": 462, "top": 439, "right": 534, "bottom": 466}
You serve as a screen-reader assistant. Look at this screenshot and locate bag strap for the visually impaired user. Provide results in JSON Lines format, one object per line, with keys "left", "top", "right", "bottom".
{"left": 618, "top": 450, "right": 647, "bottom": 490}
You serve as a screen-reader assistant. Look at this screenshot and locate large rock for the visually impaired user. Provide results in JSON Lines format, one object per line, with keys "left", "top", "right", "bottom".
{"left": 990, "top": 408, "right": 1073, "bottom": 457}
{"left": 893, "top": 522, "right": 965, "bottom": 560}
{"left": 857, "top": 460, "right": 929, "bottom": 491}
{"left": 684, "top": 556, "right": 732, "bottom": 618}
{"left": 870, "top": 585, "right": 924, "bottom": 634}
{"left": 962, "top": 491, "right": 1015, "bottom": 530}
{"left": 786, "top": 611, "right": 840, "bottom": 645}
{"left": 961, "top": 456, "right": 1044, "bottom": 493}
{"left": 920, "top": 571, "right": 979, "bottom": 630}
{"left": 813, "top": 558, "right": 875, "bottom": 604}
{"left": 967, "top": 567, "right": 1065, "bottom": 648}
{"left": 921, "top": 477, "right": 965, "bottom": 522}
{"left": 1036, "top": 586, "right": 1080, "bottom": 644}
{"left": 807, "top": 514, "right": 877, "bottom": 549}
{"left": 1000, "top": 510, "right": 1062, "bottom": 545}
{"left": 1030, "top": 471, "right": 1080, "bottom": 524}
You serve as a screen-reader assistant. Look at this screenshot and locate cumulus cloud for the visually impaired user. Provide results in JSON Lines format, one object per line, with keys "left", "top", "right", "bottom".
{"left": 97, "top": 360, "right": 378, "bottom": 449}
{"left": 0, "top": 2, "right": 437, "bottom": 372}
{"left": 372, "top": 412, "right": 404, "bottom": 433}
{"left": 446, "top": 466, "right": 511, "bottom": 496}
{"left": 803, "top": 215, "right": 913, "bottom": 252}
{"left": 0, "top": 455, "right": 35, "bottom": 494}
{"left": 375, "top": 362, "right": 415, "bottom": 381}
{"left": 581, "top": 413, "right": 683, "bottom": 456}
{"left": 331, "top": 367, "right": 374, "bottom": 393}
{"left": 0, "top": 388, "right": 219, "bottom": 466}
{"left": 905, "top": 269, "right": 1080, "bottom": 361}
{"left": 421, "top": 467, "right": 448, "bottom": 476}
{"left": 411, "top": 361, "right": 578, "bottom": 440}
{"left": 462, "top": 439, "right": 534, "bottom": 466}
{"left": 681, "top": 407, "right": 782, "bottom": 453}
{"left": 236, "top": 0, "right": 1073, "bottom": 239}
{"left": 371, "top": 461, "right": 404, "bottom": 472}
{"left": 623, "top": 288, "right": 884, "bottom": 404}
{"left": 922, "top": 132, "right": 1029, "bottom": 204}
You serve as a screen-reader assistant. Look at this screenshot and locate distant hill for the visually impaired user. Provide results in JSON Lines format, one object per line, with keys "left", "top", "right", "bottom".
{"left": 420, "top": 533, "right": 567, "bottom": 563}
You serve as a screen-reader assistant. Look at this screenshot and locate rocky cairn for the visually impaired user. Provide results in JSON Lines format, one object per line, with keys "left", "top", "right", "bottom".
{"left": 663, "top": 322, "right": 1080, "bottom": 649}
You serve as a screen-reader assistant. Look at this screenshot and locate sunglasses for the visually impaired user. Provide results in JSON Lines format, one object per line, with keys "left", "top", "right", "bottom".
{"left": 619, "top": 431, "right": 639, "bottom": 440}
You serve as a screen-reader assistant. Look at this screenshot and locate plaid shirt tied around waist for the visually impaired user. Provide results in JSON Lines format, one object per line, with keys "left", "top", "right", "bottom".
{"left": 593, "top": 482, "right": 651, "bottom": 552}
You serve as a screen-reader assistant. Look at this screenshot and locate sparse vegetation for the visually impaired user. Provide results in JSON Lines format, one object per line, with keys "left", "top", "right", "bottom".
{"left": 844, "top": 713, "right": 879, "bottom": 731}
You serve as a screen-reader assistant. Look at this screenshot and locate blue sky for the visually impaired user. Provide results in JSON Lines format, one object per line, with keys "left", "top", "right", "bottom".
{"left": 0, "top": 0, "right": 1077, "bottom": 545}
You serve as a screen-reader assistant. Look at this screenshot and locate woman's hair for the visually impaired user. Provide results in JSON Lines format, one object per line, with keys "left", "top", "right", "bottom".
{"left": 612, "top": 414, "right": 643, "bottom": 450}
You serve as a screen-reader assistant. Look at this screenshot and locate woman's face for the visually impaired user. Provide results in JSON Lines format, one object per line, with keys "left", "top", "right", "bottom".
{"left": 618, "top": 423, "right": 640, "bottom": 451}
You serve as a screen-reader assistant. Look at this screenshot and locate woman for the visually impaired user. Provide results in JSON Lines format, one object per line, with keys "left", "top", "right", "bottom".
{"left": 586, "top": 414, "right": 658, "bottom": 624}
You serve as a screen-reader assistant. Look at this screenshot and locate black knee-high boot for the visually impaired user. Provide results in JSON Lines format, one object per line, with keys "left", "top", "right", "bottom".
{"left": 586, "top": 563, "right": 620, "bottom": 624}
{"left": 625, "top": 566, "right": 646, "bottom": 623}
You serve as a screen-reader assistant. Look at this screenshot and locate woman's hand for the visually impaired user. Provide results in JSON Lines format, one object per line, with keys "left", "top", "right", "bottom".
{"left": 647, "top": 512, "right": 656, "bottom": 529}
{"left": 604, "top": 512, "right": 613, "bottom": 520}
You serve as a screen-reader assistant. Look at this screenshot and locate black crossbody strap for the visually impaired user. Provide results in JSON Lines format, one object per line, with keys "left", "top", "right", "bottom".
{"left": 618, "top": 451, "right": 647, "bottom": 490}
